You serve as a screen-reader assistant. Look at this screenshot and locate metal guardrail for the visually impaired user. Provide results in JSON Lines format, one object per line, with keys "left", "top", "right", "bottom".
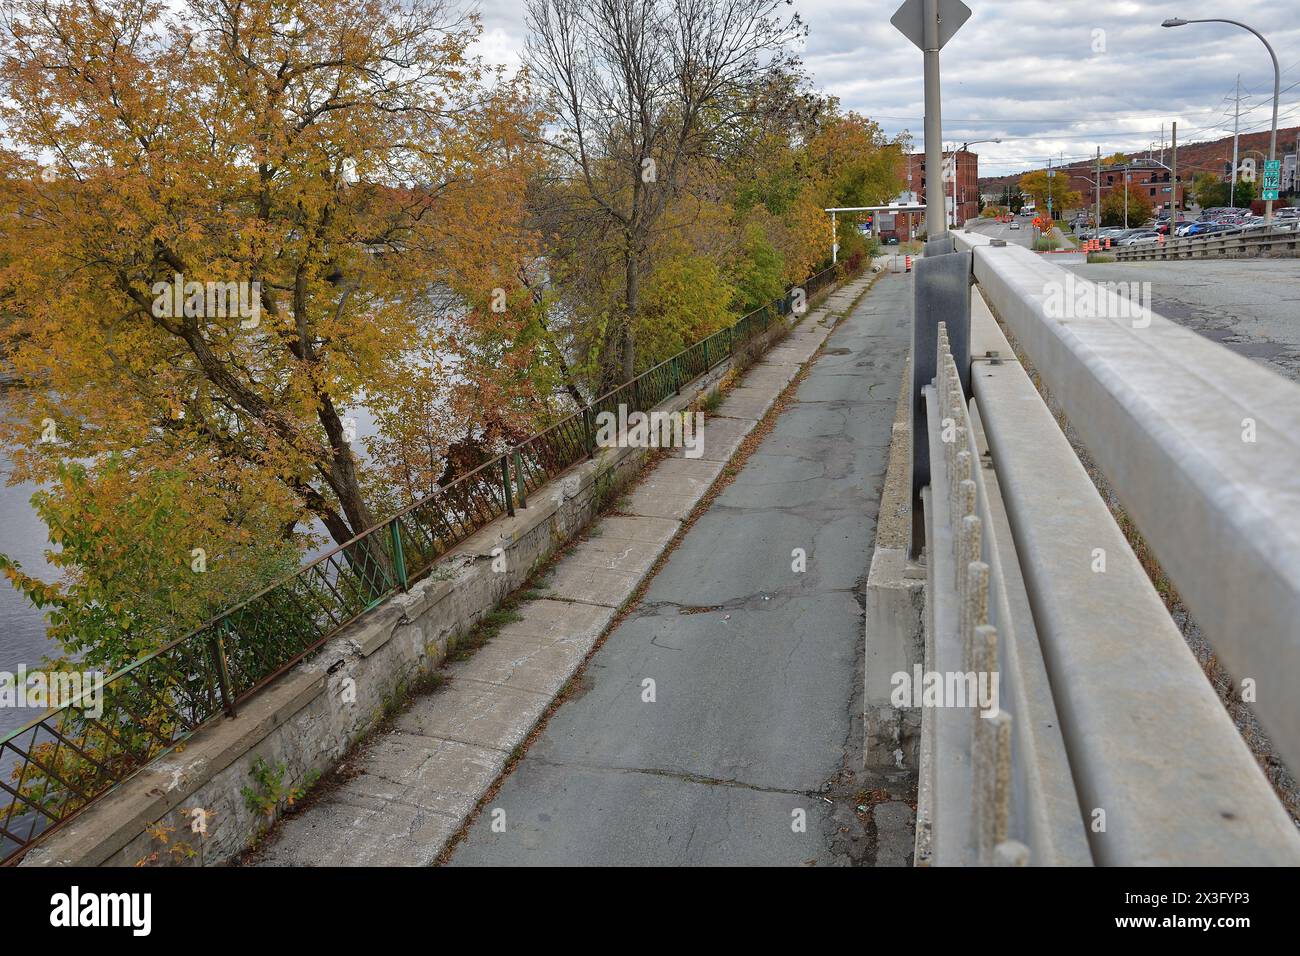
{"left": 1111, "top": 220, "right": 1300, "bottom": 260}
{"left": 942, "top": 230, "right": 1300, "bottom": 863}
{"left": 0, "top": 261, "right": 848, "bottom": 865}
{"left": 916, "top": 321, "right": 1091, "bottom": 866}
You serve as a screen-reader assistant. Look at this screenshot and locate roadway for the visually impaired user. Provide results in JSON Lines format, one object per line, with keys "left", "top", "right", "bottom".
{"left": 963, "top": 216, "right": 1035, "bottom": 248}
{"left": 963, "top": 219, "right": 1300, "bottom": 383}
{"left": 1063, "top": 258, "right": 1300, "bottom": 385}
{"left": 447, "top": 273, "right": 913, "bottom": 866}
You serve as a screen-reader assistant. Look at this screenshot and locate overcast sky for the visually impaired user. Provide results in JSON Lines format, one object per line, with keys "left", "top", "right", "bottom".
{"left": 469, "top": 0, "right": 1300, "bottom": 175}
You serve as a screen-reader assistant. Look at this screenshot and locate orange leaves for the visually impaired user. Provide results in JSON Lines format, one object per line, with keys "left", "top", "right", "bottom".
{"left": 0, "top": 0, "right": 552, "bottom": 557}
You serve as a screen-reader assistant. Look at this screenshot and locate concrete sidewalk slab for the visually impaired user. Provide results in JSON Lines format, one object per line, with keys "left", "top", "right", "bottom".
{"left": 394, "top": 679, "right": 548, "bottom": 751}
{"left": 622, "top": 457, "right": 725, "bottom": 520}
{"left": 586, "top": 514, "right": 679, "bottom": 545}
{"left": 541, "top": 562, "right": 645, "bottom": 607}
{"left": 558, "top": 535, "right": 667, "bottom": 575}
{"left": 713, "top": 385, "right": 779, "bottom": 422}
{"left": 492, "top": 599, "right": 614, "bottom": 646}
{"left": 450, "top": 638, "right": 590, "bottom": 698}
{"left": 672, "top": 415, "right": 751, "bottom": 462}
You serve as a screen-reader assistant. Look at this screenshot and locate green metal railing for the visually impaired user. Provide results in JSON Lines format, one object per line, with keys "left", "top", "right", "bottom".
{"left": 0, "top": 261, "right": 848, "bottom": 864}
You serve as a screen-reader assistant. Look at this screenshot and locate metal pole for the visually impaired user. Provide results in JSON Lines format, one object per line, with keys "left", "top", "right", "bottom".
{"left": 1047, "top": 155, "right": 1053, "bottom": 222}
{"left": 923, "top": 0, "right": 945, "bottom": 240}
{"left": 1171, "top": 121, "right": 1178, "bottom": 215}
{"left": 831, "top": 210, "right": 838, "bottom": 264}
{"left": 1232, "top": 74, "right": 1240, "bottom": 208}
{"left": 1095, "top": 146, "right": 1101, "bottom": 230}
{"left": 1170, "top": 20, "right": 1280, "bottom": 223}
{"left": 1266, "top": 44, "right": 1280, "bottom": 225}
{"left": 388, "top": 520, "right": 408, "bottom": 590}
{"left": 512, "top": 449, "right": 527, "bottom": 509}
{"left": 1124, "top": 169, "right": 1129, "bottom": 229}
{"left": 502, "top": 455, "right": 514, "bottom": 517}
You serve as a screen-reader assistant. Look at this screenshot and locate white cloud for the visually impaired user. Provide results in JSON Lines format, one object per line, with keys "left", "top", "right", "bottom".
{"left": 473, "top": 0, "right": 1300, "bottom": 172}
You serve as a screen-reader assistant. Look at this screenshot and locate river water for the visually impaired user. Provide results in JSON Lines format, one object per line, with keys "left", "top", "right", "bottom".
{"left": 0, "top": 398, "right": 60, "bottom": 741}
{"left": 0, "top": 394, "right": 390, "bottom": 743}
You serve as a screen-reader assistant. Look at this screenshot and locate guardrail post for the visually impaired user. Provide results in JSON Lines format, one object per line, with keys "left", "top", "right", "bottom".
{"left": 502, "top": 454, "right": 515, "bottom": 517}
{"left": 910, "top": 247, "right": 973, "bottom": 558}
{"left": 388, "top": 520, "right": 408, "bottom": 590}
{"left": 210, "top": 624, "right": 237, "bottom": 717}
{"left": 583, "top": 406, "right": 595, "bottom": 458}
{"left": 512, "top": 449, "right": 526, "bottom": 509}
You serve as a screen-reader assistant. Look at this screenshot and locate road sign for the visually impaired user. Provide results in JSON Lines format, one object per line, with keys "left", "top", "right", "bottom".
{"left": 891, "top": 0, "right": 971, "bottom": 51}
{"left": 1262, "top": 159, "right": 1281, "bottom": 201}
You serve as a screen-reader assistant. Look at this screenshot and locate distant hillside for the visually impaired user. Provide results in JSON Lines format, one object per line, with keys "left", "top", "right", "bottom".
{"left": 978, "top": 126, "right": 1300, "bottom": 192}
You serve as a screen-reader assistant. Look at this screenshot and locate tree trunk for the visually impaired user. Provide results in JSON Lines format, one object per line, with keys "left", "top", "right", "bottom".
{"left": 621, "top": 244, "right": 639, "bottom": 383}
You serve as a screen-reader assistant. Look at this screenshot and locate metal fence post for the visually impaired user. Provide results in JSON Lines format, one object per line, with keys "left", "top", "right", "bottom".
{"left": 672, "top": 356, "right": 681, "bottom": 394}
{"left": 703, "top": 337, "right": 710, "bottom": 370}
{"left": 502, "top": 454, "right": 515, "bottom": 516}
{"left": 583, "top": 406, "right": 595, "bottom": 457}
{"left": 512, "top": 449, "right": 526, "bottom": 509}
{"left": 389, "top": 519, "right": 408, "bottom": 590}
{"left": 210, "top": 624, "right": 237, "bottom": 717}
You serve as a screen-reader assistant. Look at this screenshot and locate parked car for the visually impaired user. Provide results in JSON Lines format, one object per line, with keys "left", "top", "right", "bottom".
{"left": 1118, "top": 231, "right": 1160, "bottom": 246}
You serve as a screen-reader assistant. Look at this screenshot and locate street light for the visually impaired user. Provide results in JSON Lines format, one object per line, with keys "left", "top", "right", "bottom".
{"left": 1162, "top": 16, "right": 1281, "bottom": 225}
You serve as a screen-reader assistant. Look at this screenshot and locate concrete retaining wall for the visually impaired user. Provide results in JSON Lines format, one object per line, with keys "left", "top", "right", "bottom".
{"left": 20, "top": 302, "right": 821, "bottom": 867}
{"left": 862, "top": 361, "right": 925, "bottom": 785}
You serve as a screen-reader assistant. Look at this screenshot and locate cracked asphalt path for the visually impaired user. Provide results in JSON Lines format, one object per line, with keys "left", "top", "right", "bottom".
{"left": 447, "top": 274, "right": 911, "bottom": 866}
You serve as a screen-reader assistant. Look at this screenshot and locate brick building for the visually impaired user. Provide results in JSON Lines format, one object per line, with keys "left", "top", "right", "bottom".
{"left": 905, "top": 148, "right": 981, "bottom": 229}
{"left": 1058, "top": 158, "right": 1180, "bottom": 217}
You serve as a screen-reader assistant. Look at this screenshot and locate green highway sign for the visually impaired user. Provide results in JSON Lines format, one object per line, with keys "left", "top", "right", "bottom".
{"left": 1262, "top": 159, "right": 1281, "bottom": 201}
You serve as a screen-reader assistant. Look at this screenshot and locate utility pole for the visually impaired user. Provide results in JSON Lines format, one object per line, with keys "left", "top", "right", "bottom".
{"left": 1124, "top": 167, "right": 1129, "bottom": 229}
{"left": 1095, "top": 146, "right": 1101, "bottom": 229}
{"left": 1231, "top": 74, "right": 1242, "bottom": 208}
{"left": 1171, "top": 121, "right": 1178, "bottom": 214}
{"left": 1047, "top": 154, "right": 1053, "bottom": 221}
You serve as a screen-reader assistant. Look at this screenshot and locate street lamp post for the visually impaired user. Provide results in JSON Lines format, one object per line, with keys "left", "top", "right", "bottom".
{"left": 1163, "top": 16, "right": 1281, "bottom": 225}
{"left": 945, "top": 138, "right": 1001, "bottom": 227}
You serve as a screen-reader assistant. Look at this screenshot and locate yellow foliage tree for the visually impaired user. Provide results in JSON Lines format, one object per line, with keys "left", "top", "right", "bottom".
{"left": 0, "top": 0, "right": 547, "bottom": 558}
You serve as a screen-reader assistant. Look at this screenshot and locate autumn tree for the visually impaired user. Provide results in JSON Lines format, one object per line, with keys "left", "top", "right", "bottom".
{"left": 1019, "top": 169, "right": 1083, "bottom": 217}
{"left": 1100, "top": 183, "right": 1154, "bottom": 227}
{"left": 524, "top": 0, "right": 804, "bottom": 389}
{"left": 0, "top": 0, "right": 546, "bottom": 564}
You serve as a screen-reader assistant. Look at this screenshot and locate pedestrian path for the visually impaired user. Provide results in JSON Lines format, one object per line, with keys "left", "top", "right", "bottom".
{"left": 447, "top": 272, "right": 912, "bottom": 866}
